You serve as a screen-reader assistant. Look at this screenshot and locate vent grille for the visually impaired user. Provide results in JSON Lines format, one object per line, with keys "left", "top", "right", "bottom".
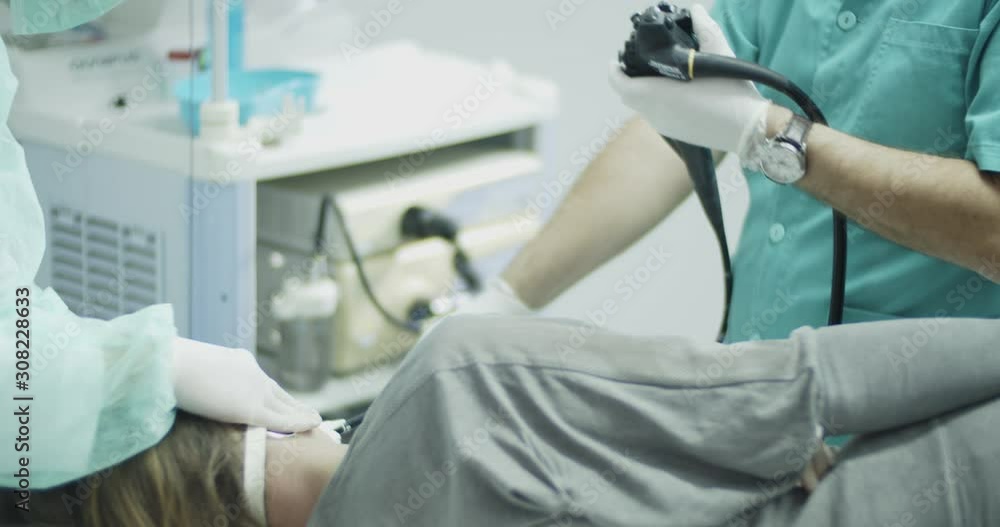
{"left": 49, "top": 207, "right": 162, "bottom": 320}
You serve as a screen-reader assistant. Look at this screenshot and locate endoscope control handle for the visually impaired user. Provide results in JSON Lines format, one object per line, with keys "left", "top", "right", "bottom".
{"left": 620, "top": 3, "right": 699, "bottom": 81}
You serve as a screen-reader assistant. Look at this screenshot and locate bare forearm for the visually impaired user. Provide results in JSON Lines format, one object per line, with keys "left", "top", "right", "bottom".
{"left": 503, "top": 117, "right": 693, "bottom": 308}
{"left": 766, "top": 105, "right": 1000, "bottom": 279}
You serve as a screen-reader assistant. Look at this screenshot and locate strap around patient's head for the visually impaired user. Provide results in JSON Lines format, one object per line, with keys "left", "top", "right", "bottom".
{"left": 244, "top": 426, "right": 268, "bottom": 525}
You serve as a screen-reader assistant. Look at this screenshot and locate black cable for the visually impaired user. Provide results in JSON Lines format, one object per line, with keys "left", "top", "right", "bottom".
{"left": 332, "top": 412, "right": 366, "bottom": 443}
{"left": 345, "top": 412, "right": 365, "bottom": 429}
{"left": 829, "top": 215, "right": 847, "bottom": 326}
{"left": 311, "top": 200, "right": 483, "bottom": 457}
{"left": 401, "top": 206, "right": 483, "bottom": 293}
{"left": 453, "top": 250, "right": 483, "bottom": 293}
{"left": 665, "top": 139, "right": 733, "bottom": 341}
{"left": 340, "top": 412, "right": 365, "bottom": 433}
{"left": 315, "top": 195, "right": 421, "bottom": 333}
{"left": 694, "top": 55, "right": 826, "bottom": 122}
{"left": 692, "top": 53, "right": 847, "bottom": 327}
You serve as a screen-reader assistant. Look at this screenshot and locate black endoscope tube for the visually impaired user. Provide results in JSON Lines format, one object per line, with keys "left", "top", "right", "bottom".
{"left": 316, "top": 195, "right": 422, "bottom": 333}
{"left": 691, "top": 54, "right": 847, "bottom": 327}
{"left": 665, "top": 139, "right": 733, "bottom": 341}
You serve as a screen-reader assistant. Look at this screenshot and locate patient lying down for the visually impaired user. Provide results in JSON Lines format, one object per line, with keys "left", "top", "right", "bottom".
{"left": 11, "top": 315, "right": 1000, "bottom": 526}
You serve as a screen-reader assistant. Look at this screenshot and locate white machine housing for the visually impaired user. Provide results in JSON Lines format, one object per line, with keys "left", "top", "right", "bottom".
{"left": 9, "top": 35, "right": 558, "bottom": 412}
{"left": 257, "top": 143, "right": 544, "bottom": 374}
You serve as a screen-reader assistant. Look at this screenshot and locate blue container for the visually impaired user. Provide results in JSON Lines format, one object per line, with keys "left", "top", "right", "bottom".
{"left": 174, "top": 69, "right": 319, "bottom": 135}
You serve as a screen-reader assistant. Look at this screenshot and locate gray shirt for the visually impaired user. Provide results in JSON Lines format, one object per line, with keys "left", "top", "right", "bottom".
{"left": 308, "top": 315, "right": 1000, "bottom": 526}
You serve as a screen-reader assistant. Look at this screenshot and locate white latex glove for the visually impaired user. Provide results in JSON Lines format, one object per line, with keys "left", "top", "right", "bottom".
{"left": 609, "top": 4, "right": 771, "bottom": 155}
{"left": 459, "top": 277, "right": 532, "bottom": 316}
{"left": 171, "top": 337, "right": 322, "bottom": 433}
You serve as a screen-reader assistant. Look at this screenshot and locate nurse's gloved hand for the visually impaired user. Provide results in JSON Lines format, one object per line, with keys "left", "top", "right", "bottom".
{"left": 608, "top": 4, "right": 771, "bottom": 156}
{"left": 458, "top": 277, "right": 532, "bottom": 316}
{"left": 171, "top": 337, "right": 323, "bottom": 432}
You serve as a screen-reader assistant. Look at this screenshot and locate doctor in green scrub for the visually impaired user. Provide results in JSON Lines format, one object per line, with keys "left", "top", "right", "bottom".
{"left": 472, "top": 0, "right": 1000, "bottom": 340}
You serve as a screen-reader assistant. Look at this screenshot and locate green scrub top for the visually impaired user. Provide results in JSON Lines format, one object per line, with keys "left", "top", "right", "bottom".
{"left": 715, "top": 0, "right": 1000, "bottom": 342}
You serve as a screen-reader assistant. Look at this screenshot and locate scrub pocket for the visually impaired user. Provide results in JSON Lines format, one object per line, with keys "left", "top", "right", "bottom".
{"left": 855, "top": 18, "right": 979, "bottom": 156}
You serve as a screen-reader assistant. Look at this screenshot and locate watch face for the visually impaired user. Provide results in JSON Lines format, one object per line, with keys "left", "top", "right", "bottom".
{"left": 761, "top": 142, "right": 806, "bottom": 184}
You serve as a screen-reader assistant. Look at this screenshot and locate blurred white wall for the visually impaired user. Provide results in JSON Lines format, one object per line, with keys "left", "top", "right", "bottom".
{"left": 161, "top": 0, "right": 749, "bottom": 339}
{"left": 330, "top": 0, "right": 748, "bottom": 338}
{"left": 104, "top": 0, "right": 751, "bottom": 339}
{"left": 158, "top": 0, "right": 753, "bottom": 338}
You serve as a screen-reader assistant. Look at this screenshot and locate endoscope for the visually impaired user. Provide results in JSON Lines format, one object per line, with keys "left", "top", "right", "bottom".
{"left": 619, "top": 2, "right": 847, "bottom": 341}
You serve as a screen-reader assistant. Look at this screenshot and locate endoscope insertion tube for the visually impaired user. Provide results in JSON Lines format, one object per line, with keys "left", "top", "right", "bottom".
{"left": 688, "top": 52, "right": 847, "bottom": 329}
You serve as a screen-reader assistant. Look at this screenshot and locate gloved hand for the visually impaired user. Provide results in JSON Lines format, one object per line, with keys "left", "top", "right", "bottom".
{"left": 608, "top": 4, "right": 771, "bottom": 156}
{"left": 171, "top": 337, "right": 322, "bottom": 432}
{"left": 459, "top": 277, "right": 532, "bottom": 316}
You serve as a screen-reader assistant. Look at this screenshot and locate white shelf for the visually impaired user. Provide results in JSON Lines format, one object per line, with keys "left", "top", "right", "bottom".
{"left": 10, "top": 41, "right": 558, "bottom": 182}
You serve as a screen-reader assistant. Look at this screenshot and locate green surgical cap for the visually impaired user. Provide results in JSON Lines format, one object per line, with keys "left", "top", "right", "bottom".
{"left": 10, "top": 0, "right": 125, "bottom": 35}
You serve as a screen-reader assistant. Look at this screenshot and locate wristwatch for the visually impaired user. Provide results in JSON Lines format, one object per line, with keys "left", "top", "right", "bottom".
{"left": 758, "top": 114, "right": 813, "bottom": 185}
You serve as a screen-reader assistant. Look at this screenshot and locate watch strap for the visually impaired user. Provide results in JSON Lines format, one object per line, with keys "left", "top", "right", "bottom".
{"left": 779, "top": 113, "right": 812, "bottom": 152}
{"left": 756, "top": 113, "right": 812, "bottom": 185}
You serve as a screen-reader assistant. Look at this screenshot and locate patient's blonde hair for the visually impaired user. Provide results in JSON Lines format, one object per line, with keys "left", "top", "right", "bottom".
{"left": 5, "top": 412, "right": 264, "bottom": 527}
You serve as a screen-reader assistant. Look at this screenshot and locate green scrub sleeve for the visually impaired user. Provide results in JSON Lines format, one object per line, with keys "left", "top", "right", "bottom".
{"left": 965, "top": 3, "right": 1000, "bottom": 172}
{"left": 0, "top": 45, "right": 177, "bottom": 490}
